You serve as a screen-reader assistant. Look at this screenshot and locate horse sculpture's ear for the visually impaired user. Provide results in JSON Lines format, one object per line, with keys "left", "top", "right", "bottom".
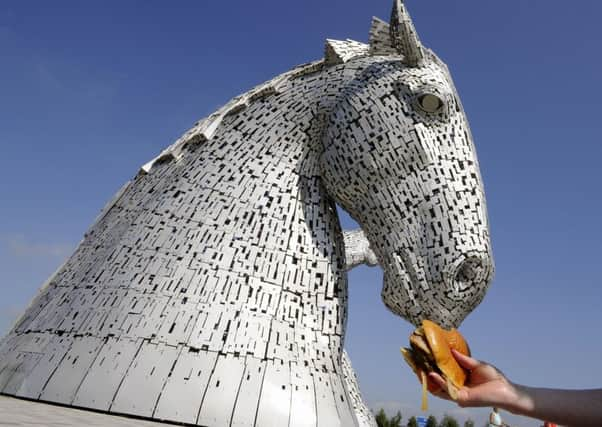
{"left": 390, "top": 0, "right": 425, "bottom": 67}
{"left": 369, "top": 17, "right": 397, "bottom": 56}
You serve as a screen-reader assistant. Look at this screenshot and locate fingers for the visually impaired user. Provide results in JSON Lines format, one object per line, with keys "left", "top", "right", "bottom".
{"left": 451, "top": 349, "right": 481, "bottom": 370}
{"left": 428, "top": 375, "right": 475, "bottom": 406}
{"left": 427, "top": 373, "right": 452, "bottom": 400}
{"left": 429, "top": 372, "right": 446, "bottom": 389}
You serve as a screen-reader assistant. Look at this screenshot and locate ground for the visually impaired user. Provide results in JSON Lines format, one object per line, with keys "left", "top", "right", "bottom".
{"left": 0, "top": 395, "right": 177, "bottom": 426}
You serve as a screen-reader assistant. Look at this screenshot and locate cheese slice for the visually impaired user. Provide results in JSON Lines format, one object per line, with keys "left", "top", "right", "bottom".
{"left": 420, "top": 370, "right": 428, "bottom": 411}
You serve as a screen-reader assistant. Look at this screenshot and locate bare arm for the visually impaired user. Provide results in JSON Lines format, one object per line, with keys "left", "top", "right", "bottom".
{"left": 429, "top": 350, "right": 602, "bottom": 427}
{"left": 510, "top": 385, "right": 602, "bottom": 427}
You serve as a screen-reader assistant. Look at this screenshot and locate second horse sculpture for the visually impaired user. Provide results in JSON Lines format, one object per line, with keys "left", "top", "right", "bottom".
{"left": 0, "top": 1, "right": 494, "bottom": 426}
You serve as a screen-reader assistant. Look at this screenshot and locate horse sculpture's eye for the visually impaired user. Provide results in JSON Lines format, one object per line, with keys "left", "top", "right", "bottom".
{"left": 417, "top": 94, "right": 444, "bottom": 113}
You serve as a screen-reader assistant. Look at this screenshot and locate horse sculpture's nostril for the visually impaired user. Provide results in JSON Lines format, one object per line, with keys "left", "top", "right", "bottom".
{"left": 451, "top": 256, "right": 489, "bottom": 291}
{"left": 456, "top": 259, "right": 479, "bottom": 282}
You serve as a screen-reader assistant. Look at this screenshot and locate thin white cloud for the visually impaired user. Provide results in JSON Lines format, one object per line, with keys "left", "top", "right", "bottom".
{"left": 4, "top": 235, "right": 73, "bottom": 259}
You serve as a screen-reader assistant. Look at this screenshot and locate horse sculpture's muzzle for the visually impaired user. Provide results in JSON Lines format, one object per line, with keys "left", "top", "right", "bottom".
{"left": 382, "top": 246, "right": 494, "bottom": 329}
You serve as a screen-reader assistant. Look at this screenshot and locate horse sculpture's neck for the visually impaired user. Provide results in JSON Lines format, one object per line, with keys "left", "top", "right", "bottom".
{"left": 157, "top": 63, "right": 355, "bottom": 425}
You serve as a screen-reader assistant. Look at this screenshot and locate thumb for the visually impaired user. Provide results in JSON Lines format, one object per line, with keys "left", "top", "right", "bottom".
{"left": 451, "top": 349, "right": 481, "bottom": 370}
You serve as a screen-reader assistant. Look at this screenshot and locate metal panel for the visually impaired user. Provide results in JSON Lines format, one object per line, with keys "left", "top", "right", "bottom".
{"left": 153, "top": 349, "right": 218, "bottom": 424}
{"left": 15, "top": 335, "right": 72, "bottom": 400}
{"left": 196, "top": 353, "right": 246, "bottom": 427}
{"left": 2, "top": 352, "right": 42, "bottom": 395}
{"left": 110, "top": 342, "right": 179, "bottom": 418}
{"left": 255, "top": 360, "right": 291, "bottom": 427}
{"left": 40, "top": 336, "right": 104, "bottom": 404}
{"left": 72, "top": 337, "right": 142, "bottom": 411}
{"left": 313, "top": 372, "right": 340, "bottom": 427}
{"left": 230, "top": 356, "right": 266, "bottom": 427}
{"left": 288, "top": 362, "right": 317, "bottom": 427}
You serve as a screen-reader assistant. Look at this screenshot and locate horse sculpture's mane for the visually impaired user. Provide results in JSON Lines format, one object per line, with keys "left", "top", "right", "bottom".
{"left": 140, "top": 17, "right": 400, "bottom": 176}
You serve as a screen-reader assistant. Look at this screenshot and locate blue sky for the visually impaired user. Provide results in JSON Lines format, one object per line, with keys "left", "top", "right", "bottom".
{"left": 1, "top": 1, "right": 601, "bottom": 426}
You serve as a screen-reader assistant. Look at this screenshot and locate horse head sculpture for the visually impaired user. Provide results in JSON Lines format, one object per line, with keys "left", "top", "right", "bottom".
{"left": 325, "top": 1, "right": 494, "bottom": 329}
{"left": 0, "top": 2, "right": 493, "bottom": 426}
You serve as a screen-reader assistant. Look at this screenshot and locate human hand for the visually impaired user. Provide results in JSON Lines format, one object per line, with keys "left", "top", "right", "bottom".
{"left": 431, "top": 351, "right": 602, "bottom": 425}
{"left": 429, "top": 349, "right": 518, "bottom": 409}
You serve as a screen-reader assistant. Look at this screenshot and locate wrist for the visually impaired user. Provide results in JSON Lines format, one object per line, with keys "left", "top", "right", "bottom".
{"left": 504, "top": 382, "right": 534, "bottom": 415}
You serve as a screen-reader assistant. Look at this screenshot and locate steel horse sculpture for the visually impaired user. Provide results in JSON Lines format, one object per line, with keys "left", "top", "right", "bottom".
{"left": 0, "top": 1, "right": 494, "bottom": 426}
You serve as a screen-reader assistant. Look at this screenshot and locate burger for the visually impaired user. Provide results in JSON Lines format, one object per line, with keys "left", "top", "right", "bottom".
{"left": 400, "top": 320, "right": 470, "bottom": 410}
